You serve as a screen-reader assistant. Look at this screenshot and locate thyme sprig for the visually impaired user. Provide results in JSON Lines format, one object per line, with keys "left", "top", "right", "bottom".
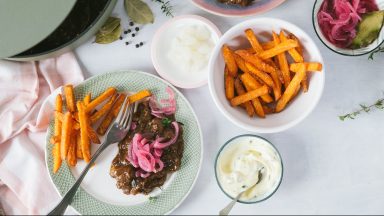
{"left": 339, "top": 98, "right": 384, "bottom": 121}
{"left": 152, "top": 0, "right": 174, "bottom": 17}
{"left": 368, "top": 46, "right": 384, "bottom": 60}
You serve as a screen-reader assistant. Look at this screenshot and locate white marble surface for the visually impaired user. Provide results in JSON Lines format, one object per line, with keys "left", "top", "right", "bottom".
{"left": 75, "top": 0, "right": 384, "bottom": 214}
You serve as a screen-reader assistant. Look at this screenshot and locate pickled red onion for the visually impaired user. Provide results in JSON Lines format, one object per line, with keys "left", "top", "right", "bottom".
{"left": 149, "top": 87, "right": 176, "bottom": 117}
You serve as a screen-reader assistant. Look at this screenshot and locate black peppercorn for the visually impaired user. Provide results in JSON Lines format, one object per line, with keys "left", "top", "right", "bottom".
{"left": 125, "top": 42, "right": 130, "bottom": 45}
{"left": 124, "top": 31, "right": 128, "bottom": 34}
{"left": 132, "top": 33, "right": 136, "bottom": 37}
{"left": 135, "top": 27, "right": 139, "bottom": 31}
{"left": 135, "top": 44, "right": 139, "bottom": 48}
{"left": 139, "top": 42, "right": 143, "bottom": 46}
{"left": 119, "top": 36, "right": 123, "bottom": 40}
{"left": 127, "top": 29, "right": 131, "bottom": 33}
{"left": 129, "top": 22, "right": 134, "bottom": 26}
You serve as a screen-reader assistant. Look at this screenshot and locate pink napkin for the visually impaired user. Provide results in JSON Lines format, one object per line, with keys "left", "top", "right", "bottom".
{"left": 0, "top": 53, "right": 84, "bottom": 215}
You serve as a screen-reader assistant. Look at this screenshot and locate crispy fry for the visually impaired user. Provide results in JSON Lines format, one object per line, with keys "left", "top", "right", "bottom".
{"left": 245, "top": 28, "right": 263, "bottom": 53}
{"left": 84, "top": 93, "right": 91, "bottom": 105}
{"left": 234, "top": 78, "right": 255, "bottom": 117}
{"left": 230, "top": 85, "right": 269, "bottom": 106}
{"left": 54, "top": 94, "right": 63, "bottom": 141}
{"left": 241, "top": 78, "right": 265, "bottom": 118}
{"left": 273, "top": 32, "right": 290, "bottom": 89}
{"left": 77, "top": 101, "right": 91, "bottom": 163}
{"left": 90, "top": 93, "right": 117, "bottom": 123}
{"left": 97, "top": 94, "right": 125, "bottom": 136}
{"left": 128, "top": 90, "right": 152, "bottom": 104}
{"left": 245, "top": 62, "right": 274, "bottom": 88}
{"left": 262, "top": 104, "right": 275, "bottom": 114}
{"left": 88, "top": 124, "right": 101, "bottom": 144}
{"left": 53, "top": 143, "right": 62, "bottom": 173}
{"left": 261, "top": 41, "right": 275, "bottom": 50}
{"left": 288, "top": 32, "right": 304, "bottom": 58}
{"left": 235, "top": 50, "right": 277, "bottom": 74}
{"left": 50, "top": 136, "right": 60, "bottom": 145}
{"left": 258, "top": 39, "right": 298, "bottom": 60}
{"left": 67, "top": 131, "right": 77, "bottom": 167}
{"left": 276, "top": 64, "right": 306, "bottom": 112}
{"left": 240, "top": 73, "right": 273, "bottom": 103}
{"left": 281, "top": 31, "right": 304, "bottom": 63}
{"left": 301, "top": 73, "right": 308, "bottom": 92}
{"left": 60, "top": 112, "right": 73, "bottom": 160}
{"left": 225, "top": 67, "right": 235, "bottom": 100}
{"left": 64, "top": 85, "right": 76, "bottom": 113}
{"left": 290, "top": 62, "right": 323, "bottom": 72}
{"left": 233, "top": 53, "right": 250, "bottom": 73}
{"left": 85, "top": 87, "right": 116, "bottom": 113}
{"left": 76, "top": 133, "right": 83, "bottom": 159}
{"left": 222, "top": 45, "right": 238, "bottom": 77}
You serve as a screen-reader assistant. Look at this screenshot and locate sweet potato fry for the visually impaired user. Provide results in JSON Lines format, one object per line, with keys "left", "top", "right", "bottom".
{"left": 50, "top": 136, "right": 60, "bottom": 145}
{"left": 90, "top": 93, "right": 117, "bottom": 123}
{"left": 222, "top": 45, "right": 238, "bottom": 77}
{"left": 77, "top": 101, "right": 91, "bottom": 163}
{"left": 97, "top": 94, "right": 126, "bottom": 136}
{"left": 76, "top": 133, "right": 83, "bottom": 159}
{"left": 233, "top": 53, "right": 250, "bottom": 73}
{"left": 230, "top": 85, "right": 269, "bottom": 106}
{"left": 288, "top": 32, "right": 304, "bottom": 58}
{"left": 245, "top": 62, "right": 274, "bottom": 88}
{"left": 290, "top": 62, "right": 323, "bottom": 72}
{"left": 235, "top": 50, "right": 277, "bottom": 74}
{"left": 240, "top": 78, "right": 265, "bottom": 118}
{"left": 84, "top": 93, "right": 91, "bottom": 105}
{"left": 262, "top": 104, "right": 275, "bottom": 114}
{"left": 225, "top": 67, "right": 235, "bottom": 100}
{"left": 64, "top": 85, "right": 76, "bottom": 113}
{"left": 258, "top": 39, "right": 298, "bottom": 60}
{"left": 67, "top": 131, "right": 77, "bottom": 167}
{"left": 280, "top": 31, "right": 304, "bottom": 63}
{"left": 54, "top": 94, "right": 63, "bottom": 144}
{"left": 245, "top": 28, "right": 263, "bottom": 53}
{"left": 53, "top": 143, "right": 62, "bottom": 173}
{"left": 128, "top": 90, "right": 152, "bottom": 104}
{"left": 85, "top": 87, "right": 116, "bottom": 113}
{"left": 276, "top": 64, "right": 306, "bottom": 112}
{"left": 261, "top": 41, "right": 275, "bottom": 50}
{"left": 240, "top": 73, "right": 273, "bottom": 103}
{"left": 234, "top": 78, "right": 255, "bottom": 117}
{"left": 60, "top": 112, "right": 73, "bottom": 160}
{"left": 273, "top": 32, "right": 290, "bottom": 89}
{"left": 88, "top": 124, "right": 101, "bottom": 144}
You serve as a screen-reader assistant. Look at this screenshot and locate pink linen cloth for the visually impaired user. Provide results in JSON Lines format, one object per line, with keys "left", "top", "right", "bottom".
{"left": 0, "top": 53, "right": 84, "bottom": 215}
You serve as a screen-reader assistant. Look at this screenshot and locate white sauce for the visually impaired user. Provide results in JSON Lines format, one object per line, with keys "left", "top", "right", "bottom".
{"left": 167, "top": 24, "right": 215, "bottom": 74}
{"left": 217, "top": 136, "right": 282, "bottom": 201}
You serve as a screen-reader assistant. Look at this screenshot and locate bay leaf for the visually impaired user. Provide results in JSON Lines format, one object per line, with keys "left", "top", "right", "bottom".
{"left": 124, "top": 0, "right": 154, "bottom": 24}
{"left": 99, "top": 16, "right": 121, "bottom": 35}
{"left": 95, "top": 23, "right": 122, "bottom": 44}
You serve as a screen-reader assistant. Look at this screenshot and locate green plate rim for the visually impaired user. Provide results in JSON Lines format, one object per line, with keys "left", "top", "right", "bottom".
{"left": 44, "top": 70, "right": 203, "bottom": 215}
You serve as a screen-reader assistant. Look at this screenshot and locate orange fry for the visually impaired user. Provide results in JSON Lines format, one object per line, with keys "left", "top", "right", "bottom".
{"left": 128, "top": 90, "right": 152, "bottom": 104}
{"left": 273, "top": 32, "right": 290, "bottom": 89}
{"left": 76, "top": 133, "right": 83, "bottom": 159}
{"left": 67, "top": 131, "right": 77, "bottom": 167}
{"left": 88, "top": 124, "right": 101, "bottom": 144}
{"left": 97, "top": 94, "right": 125, "bottom": 136}
{"left": 276, "top": 64, "right": 306, "bottom": 112}
{"left": 84, "top": 93, "right": 91, "bottom": 106}
{"left": 53, "top": 144, "right": 62, "bottom": 173}
{"left": 261, "top": 41, "right": 275, "bottom": 50}
{"left": 54, "top": 94, "right": 63, "bottom": 142}
{"left": 233, "top": 53, "right": 250, "bottom": 73}
{"left": 60, "top": 112, "right": 73, "bottom": 160}
{"left": 64, "top": 85, "right": 76, "bottom": 113}
{"left": 240, "top": 73, "right": 273, "bottom": 103}
{"left": 234, "top": 78, "right": 255, "bottom": 117}
{"left": 230, "top": 85, "right": 269, "bottom": 106}
{"left": 222, "top": 45, "right": 238, "bottom": 77}
{"left": 90, "top": 93, "right": 118, "bottom": 123}
{"left": 258, "top": 39, "right": 298, "bottom": 60}
{"left": 241, "top": 78, "right": 265, "bottom": 118}
{"left": 245, "top": 28, "right": 264, "bottom": 53}
{"left": 288, "top": 32, "right": 304, "bottom": 58}
{"left": 85, "top": 87, "right": 116, "bottom": 113}
{"left": 290, "top": 62, "right": 323, "bottom": 72}
{"left": 280, "top": 31, "right": 304, "bottom": 63}
{"left": 245, "top": 62, "right": 274, "bottom": 88}
{"left": 235, "top": 50, "right": 277, "bottom": 74}
{"left": 77, "top": 101, "right": 91, "bottom": 163}
{"left": 225, "top": 67, "right": 235, "bottom": 100}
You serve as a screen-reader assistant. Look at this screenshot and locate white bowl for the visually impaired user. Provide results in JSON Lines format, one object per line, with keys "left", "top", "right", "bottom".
{"left": 208, "top": 18, "right": 325, "bottom": 133}
{"left": 151, "top": 15, "right": 221, "bottom": 89}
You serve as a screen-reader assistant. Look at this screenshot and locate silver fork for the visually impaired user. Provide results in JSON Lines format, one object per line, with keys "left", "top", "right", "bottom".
{"left": 48, "top": 96, "right": 134, "bottom": 215}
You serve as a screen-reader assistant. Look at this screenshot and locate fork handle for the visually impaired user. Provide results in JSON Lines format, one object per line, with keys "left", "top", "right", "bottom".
{"left": 48, "top": 141, "right": 109, "bottom": 215}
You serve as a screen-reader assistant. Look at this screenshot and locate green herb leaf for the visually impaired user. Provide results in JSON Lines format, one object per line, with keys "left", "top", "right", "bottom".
{"left": 162, "top": 117, "right": 171, "bottom": 127}
{"left": 339, "top": 98, "right": 384, "bottom": 121}
{"left": 95, "top": 17, "right": 122, "bottom": 44}
{"left": 148, "top": 196, "right": 157, "bottom": 202}
{"left": 124, "top": 0, "right": 154, "bottom": 24}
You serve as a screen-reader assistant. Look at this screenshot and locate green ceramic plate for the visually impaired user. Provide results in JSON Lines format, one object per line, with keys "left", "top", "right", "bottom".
{"left": 45, "top": 71, "right": 203, "bottom": 215}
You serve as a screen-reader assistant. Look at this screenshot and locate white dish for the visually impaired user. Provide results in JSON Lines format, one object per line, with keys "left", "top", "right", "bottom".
{"left": 151, "top": 15, "right": 221, "bottom": 89}
{"left": 208, "top": 18, "right": 325, "bottom": 133}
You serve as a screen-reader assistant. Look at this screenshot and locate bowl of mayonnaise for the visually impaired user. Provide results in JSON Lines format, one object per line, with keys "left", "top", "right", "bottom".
{"left": 215, "top": 134, "right": 283, "bottom": 203}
